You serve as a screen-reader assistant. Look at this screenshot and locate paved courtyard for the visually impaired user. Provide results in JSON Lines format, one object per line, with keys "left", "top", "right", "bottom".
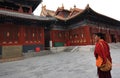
{"left": 0, "top": 44, "right": 120, "bottom": 78}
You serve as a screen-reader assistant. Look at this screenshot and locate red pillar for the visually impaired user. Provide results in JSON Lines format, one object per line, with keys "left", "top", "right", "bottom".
{"left": 19, "top": 26, "right": 25, "bottom": 44}
{"left": 84, "top": 26, "right": 91, "bottom": 45}
{"left": 115, "top": 30, "right": 119, "bottom": 42}
{"left": 106, "top": 30, "right": 111, "bottom": 43}
{"left": 41, "top": 27, "right": 45, "bottom": 46}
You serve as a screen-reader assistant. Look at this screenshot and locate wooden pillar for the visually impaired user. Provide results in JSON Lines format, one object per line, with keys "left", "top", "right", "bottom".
{"left": 84, "top": 26, "right": 91, "bottom": 45}
{"left": 115, "top": 30, "right": 119, "bottom": 42}
{"left": 19, "top": 26, "right": 25, "bottom": 44}
{"left": 0, "top": 24, "right": 3, "bottom": 45}
{"left": 50, "top": 30, "right": 54, "bottom": 46}
{"left": 41, "top": 27, "right": 44, "bottom": 45}
{"left": 106, "top": 30, "right": 111, "bottom": 43}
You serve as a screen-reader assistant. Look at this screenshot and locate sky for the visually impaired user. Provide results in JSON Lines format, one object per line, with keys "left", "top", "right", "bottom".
{"left": 33, "top": 0, "right": 120, "bottom": 21}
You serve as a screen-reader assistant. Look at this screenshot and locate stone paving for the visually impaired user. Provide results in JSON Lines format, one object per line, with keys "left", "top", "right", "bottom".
{"left": 0, "top": 45, "right": 120, "bottom": 78}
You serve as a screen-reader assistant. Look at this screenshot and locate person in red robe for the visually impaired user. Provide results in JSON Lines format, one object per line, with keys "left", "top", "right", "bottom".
{"left": 94, "top": 33, "right": 112, "bottom": 78}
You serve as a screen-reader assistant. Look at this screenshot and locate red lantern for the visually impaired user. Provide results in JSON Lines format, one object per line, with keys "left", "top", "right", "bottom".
{"left": 35, "top": 47, "right": 40, "bottom": 52}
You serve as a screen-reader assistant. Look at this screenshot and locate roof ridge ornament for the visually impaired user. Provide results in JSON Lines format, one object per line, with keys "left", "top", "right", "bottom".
{"left": 74, "top": 4, "right": 76, "bottom": 8}
{"left": 41, "top": 4, "right": 46, "bottom": 10}
{"left": 61, "top": 3, "right": 64, "bottom": 9}
{"left": 86, "top": 4, "right": 90, "bottom": 9}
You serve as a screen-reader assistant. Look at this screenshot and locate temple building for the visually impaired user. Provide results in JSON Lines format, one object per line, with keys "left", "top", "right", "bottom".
{"left": 0, "top": 0, "right": 120, "bottom": 59}
{"left": 0, "top": 0, "right": 55, "bottom": 59}
{"left": 40, "top": 4, "right": 120, "bottom": 47}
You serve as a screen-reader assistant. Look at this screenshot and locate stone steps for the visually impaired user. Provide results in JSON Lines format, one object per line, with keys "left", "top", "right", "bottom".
{"left": 63, "top": 46, "right": 75, "bottom": 52}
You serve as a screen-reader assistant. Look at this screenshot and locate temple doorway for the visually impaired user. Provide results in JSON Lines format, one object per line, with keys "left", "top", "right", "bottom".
{"left": 110, "top": 34, "right": 116, "bottom": 43}
{"left": 44, "top": 28, "right": 50, "bottom": 50}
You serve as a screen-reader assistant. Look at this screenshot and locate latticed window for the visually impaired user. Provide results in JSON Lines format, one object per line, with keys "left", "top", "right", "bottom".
{"left": 58, "top": 32, "right": 62, "bottom": 38}
{"left": 25, "top": 27, "right": 42, "bottom": 43}
{"left": 0, "top": 26, "right": 19, "bottom": 44}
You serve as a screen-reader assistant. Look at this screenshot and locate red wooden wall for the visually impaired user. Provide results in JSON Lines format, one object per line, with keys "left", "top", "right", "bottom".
{"left": 50, "top": 30, "right": 65, "bottom": 46}
{"left": 0, "top": 23, "right": 44, "bottom": 46}
{"left": 24, "top": 26, "right": 44, "bottom": 45}
{"left": 89, "top": 26, "right": 119, "bottom": 44}
{"left": 0, "top": 23, "right": 19, "bottom": 46}
{"left": 50, "top": 26, "right": 92, "bottom": 46}
{"left": 50, "top": 25, "right": 120, "bottom": 47}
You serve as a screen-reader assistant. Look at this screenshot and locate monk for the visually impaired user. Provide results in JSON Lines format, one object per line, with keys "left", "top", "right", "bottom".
{"left": 94, "top": 33, "right": 112, "bottom": 78}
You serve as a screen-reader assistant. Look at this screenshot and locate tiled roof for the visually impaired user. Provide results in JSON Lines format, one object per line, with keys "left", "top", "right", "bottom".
{"left": 40, "top": 5, "right": 84, "bottom": 21}
{"left": 3, "top": 0, "right": 42, "bottom": 11}
{"left": 0, "top": 10, "right": 55, "bottom": 21}
{"left": 40, "top": 4, "right": 120, "bottom": 26}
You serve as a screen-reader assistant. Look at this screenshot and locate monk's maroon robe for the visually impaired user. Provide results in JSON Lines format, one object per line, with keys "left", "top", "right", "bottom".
{"left": 94, "top": 39, "right": 112, "bottom": 78}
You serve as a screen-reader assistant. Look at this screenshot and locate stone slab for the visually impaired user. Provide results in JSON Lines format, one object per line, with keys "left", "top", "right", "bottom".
{"left": 2, "top": 45, "right": 22, "bottom": 59}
